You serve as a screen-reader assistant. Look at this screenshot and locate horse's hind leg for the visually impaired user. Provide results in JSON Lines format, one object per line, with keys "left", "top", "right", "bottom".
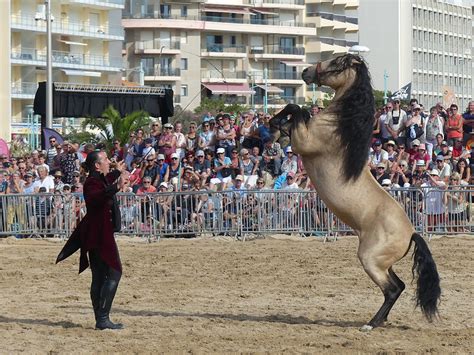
{"left": 359, "top": 259, "right": 406, "bottom": 331}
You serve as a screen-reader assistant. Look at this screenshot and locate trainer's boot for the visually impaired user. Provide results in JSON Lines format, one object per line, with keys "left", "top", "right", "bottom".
{"left": 95, "top": 278, "right": 123, "bottom": 330}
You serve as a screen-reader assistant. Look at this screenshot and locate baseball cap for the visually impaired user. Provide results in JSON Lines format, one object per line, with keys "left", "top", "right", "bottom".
{"left": 377, "top": 162, "right": 386, "bottom": 168}
{"left": 157, "top": 154, "right": 165, "bottom": 160}
{"left": 412, "top": 139, "right": 421, "bottom": 146}
{"left": 436, "top": 155, "right": 444, "bottom": 162}
{"left": 441, "top": 141, "right": 448, "bottom": 146}
{"left": 416, "top": 159, "right": 425, "bottom": 166}
{"left": 286, "top": 146, "right": 293, "bottom": 153}
{"left": 387, "top": 140, "right": 396, "bottom": 146}
{"left": 412, "top": 104, "right": 421, "bottom": 110}
{"left": 430, "top": 169, "right": 439, "bottom": 176}
{"left": 373, "top": 139, "right": 382, "bottom": 146}
{"left": 381, "top": 179, "right": 391, "bottom": 186}
{"left": 287, "top": 171, "right": 296, "bottom": 178}
{"left": 196, "top": 150, "right": 205, "bottom": 157}
{"left": 235, "top": 175, "right": 244, "bottom": 181}
{"left": 170, "top": 152, "right": 179, "bottom": 159}
{"left": 163, "top": 123, "right": 173, "bottom": 129}
{"left": 159, "top": 182, "right": 168, "bottom": 188}
{"left": 216, "top": 147, "right": 225, "bottom": 154}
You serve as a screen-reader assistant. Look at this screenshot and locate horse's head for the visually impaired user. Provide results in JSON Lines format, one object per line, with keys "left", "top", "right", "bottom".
{"left": 302, "top": 54, "right": 363, "bottom": 89}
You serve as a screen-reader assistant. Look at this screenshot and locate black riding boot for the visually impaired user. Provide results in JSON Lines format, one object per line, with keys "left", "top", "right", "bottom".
{"left": 95, "top": 277, "right": 123, "bottom": 330}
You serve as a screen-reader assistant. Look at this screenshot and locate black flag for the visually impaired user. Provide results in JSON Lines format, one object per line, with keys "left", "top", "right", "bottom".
{"left": 390, "top": 83, "right": 411, "bottom": 101}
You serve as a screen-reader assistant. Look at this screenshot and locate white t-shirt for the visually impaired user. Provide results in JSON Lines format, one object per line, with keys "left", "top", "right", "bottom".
{"left": 33, "top": 175, "right": 55, "bottom": 192}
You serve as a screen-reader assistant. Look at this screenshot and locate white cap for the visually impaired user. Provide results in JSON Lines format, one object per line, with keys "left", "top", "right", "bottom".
{"left": 416, "top": 159, "right": 425, "bottom": 166}
{"left": 286, "top": 146, "right": 292, "bottom": 153}
{"left": 171, "top": 152, "right": 179, "bottom": 159}
{"left": 159, "top": 182, "right": 168, "bottom": 188}
{"left": 235, "top": 175, "right": 244, "bottom": 181}
{"left": 381, "top": 179, "right": 391, "bottom": 186}
{"left": 157, "top": 154, "right": 165, "bottom": 160}
{"left": 430, "top": 169, "right": 440, "bottom": 176}
{"left": 216, "top": 147, "right": 225, "bottom": 154}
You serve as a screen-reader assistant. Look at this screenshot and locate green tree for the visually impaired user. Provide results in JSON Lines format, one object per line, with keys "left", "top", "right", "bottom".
{"left": 81, "top": 105, "right": 151, "bottom": 151}
{"left": 64, "top": 128, "right": 98, "bottom": 145}
{"left": 373, "top": 89, "right": 392, "bottom": 108}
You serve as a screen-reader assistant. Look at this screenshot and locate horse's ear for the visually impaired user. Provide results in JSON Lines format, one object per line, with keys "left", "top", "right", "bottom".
{"left": 351, "top": 57, "right": 362, "bottom": 66}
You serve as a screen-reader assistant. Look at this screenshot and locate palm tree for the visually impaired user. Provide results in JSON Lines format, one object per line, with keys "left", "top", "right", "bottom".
{"left": 82, "top": 105, "right": 151, "bottom": 151}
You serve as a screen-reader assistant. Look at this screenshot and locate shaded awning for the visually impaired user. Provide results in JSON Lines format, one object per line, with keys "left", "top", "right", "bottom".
{"left": 280, "top": 61, "right": 309, "bottom": 67}
{"left": 203, "top": 83, "right": 255, "bottom": 95}
{"left": 251, "top": 8, "right": 278, "bottom": 15}
{"left": 203, "top": 6, "right": 250, "bottom": 15}
{"left": 256, "top": 84, "right": 284, "bottom": 94}
{"left": 62, "top": 69, "right": 101, "bottom": 77}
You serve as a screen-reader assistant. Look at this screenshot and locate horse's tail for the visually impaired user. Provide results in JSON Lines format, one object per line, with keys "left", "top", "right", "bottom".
{"left": 411, "top": 233, "right": 441, "bottom": 321}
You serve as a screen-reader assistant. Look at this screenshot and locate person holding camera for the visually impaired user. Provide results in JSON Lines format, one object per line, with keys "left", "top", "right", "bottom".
{"left": 56, "top": 151, "right": 127, "bottom": 330}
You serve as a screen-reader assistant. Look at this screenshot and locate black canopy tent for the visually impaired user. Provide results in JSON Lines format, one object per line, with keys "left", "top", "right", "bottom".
{"left": 34, "top": 82, "right": 174, "bottom": 147}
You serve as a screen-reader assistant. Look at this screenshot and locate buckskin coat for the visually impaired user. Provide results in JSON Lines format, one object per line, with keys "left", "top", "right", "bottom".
{"left": 56, "top": 170, "right": 122, "bottom": 273}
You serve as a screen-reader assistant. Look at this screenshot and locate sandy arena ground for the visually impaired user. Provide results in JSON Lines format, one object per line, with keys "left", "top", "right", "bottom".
{"left": 0, "top": 234, "right": 472, "bottom": 353}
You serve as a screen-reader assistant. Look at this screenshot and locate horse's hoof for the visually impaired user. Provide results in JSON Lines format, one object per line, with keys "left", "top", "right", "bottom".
{"left": 360, "top": 324, "right": 373, "bottom": 332}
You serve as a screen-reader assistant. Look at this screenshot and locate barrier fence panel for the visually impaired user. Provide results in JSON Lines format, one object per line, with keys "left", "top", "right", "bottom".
{"left": 0, "top": 186, "right": 472, "bottom": 239}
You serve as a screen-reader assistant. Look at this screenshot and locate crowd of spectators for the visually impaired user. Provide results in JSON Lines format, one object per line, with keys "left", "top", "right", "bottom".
{"left": 0, "top": 99, "right": 473, "bottom": 234}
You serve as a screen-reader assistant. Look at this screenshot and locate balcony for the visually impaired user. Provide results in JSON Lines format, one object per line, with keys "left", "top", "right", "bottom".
{"left": 11, "top": 13, "right": 124, "bottom": 40}
{"left": 123, "top": 13, "right": 314, "bottom": 36}
{"left": 249, "top": 44, "right": 305, "bottom": 60}
{"left": 306, "top": 12, "right": 359, "bottom": 32}
{"left": 11, "top": 82, "right": 38, "bottom": 99}
{"left": 143, "top": 67, "right": 181, "bottom": 81}
{"left": 201, "top": 70, "right": 247, "bottom": 83}
{"left": 201, "top": 44, "right": 247, "bottom": 58}
{"left": 134, "top": 40, "right": 180, "bottom": 55}
{"left": 11, "top": 48, "right": 123, "bottom": 71}
{"left": 252, "top": 0, "right": 305, "bottom": 10}
{"left": 306, "top": 37, "right": 356, "bottom": 54}
{"left": 69, "top": 0, "right": 125, "bottom": 9}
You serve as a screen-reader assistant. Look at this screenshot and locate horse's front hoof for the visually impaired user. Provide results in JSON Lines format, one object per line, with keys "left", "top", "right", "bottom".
{"left": 360, "top": 324, "right": 373, "bottom": 332}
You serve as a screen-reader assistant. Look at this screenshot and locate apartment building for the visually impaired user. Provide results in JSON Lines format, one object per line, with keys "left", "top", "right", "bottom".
{"left": 8, "top": 0, "right": 125, "bottom": 142}
{"left": 359, "top": 0, "right": 472, "bottom": 109}
{"left": 122, "top": 0, "right": 315, "bottom": 113}
{"left": 304, "top": 0, "right": 359, "bottom": 101}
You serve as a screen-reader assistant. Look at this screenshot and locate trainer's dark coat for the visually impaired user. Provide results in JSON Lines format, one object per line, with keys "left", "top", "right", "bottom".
{"left": 56, "top": 170, "right": 122, "bottom": 274}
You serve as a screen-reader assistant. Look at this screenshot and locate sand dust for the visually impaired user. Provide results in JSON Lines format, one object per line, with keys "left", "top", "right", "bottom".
{"left": 0, "top": 235, "right": 472, "bottom": 353}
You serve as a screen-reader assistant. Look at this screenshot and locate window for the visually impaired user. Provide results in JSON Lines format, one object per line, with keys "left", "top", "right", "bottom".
{"left": 181, "top": 31, "right": 187, "bottom": 44}
{"left": 230, "top": 36, "right": 236, "bottom": 46}
{"left": 181, "top": 85, "right": 188, "bottom": 97}
{"left": 181, "top": 5, "right": 187, "bottom": 17}
{"left": 160, "top": 4, "right": 171, "bottom": 18}
{"left": 180, "top": 58, "right": 188, "bottom": 70}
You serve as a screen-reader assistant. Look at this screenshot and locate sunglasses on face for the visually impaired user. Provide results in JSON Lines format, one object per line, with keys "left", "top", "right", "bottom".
{"left": 172, "top": 157, "right": 178, "bottom": 160}
{"left": 143, "top": 181, "right": 151, "bottom": 184}
{"left": 158, "top": 159, "right": 164, "bottom": 162}
{"left": 147, "top": 159, "right": 154, "bottom": 162}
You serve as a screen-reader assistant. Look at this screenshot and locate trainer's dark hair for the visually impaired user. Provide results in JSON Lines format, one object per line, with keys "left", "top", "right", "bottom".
{"left": 82, "top": 150, "right": 101, "bottom": 173}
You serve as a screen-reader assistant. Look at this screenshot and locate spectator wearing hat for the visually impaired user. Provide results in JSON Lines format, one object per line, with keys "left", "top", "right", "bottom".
{"left": 154, "top": 154, "right": 169, "bottom": 186}
{"left": 411, "top": 143, "right": 430, "bottom": 168}
{"left": 385, "top": 99, "right": 408, "bottom": 144}
{"left": 413, "top": 159, "right": 428, "bottom": 178}
{"left": 381, "top": 178, "right": 392, "bottom": 190}
{"left": 142, "top": 138, "right": 155, "bottom": 158}
{"left": 437, "top": 140, "right": 452, "bottom": 162}
{"left": 158, "top": 123, "right": 177, "bottom": 163}
{"left": 368, "top": 139, "right": 388, "bottom": 171}
{"left": 23, "top": 172, "right": 36, "bottom": 194}
{"left": 373, "top": 162, "right": 390, "bottom": 185}
{"left": 216, "top": 114, "right": 236, "bottom": 157}
{"left": 435, "top": 155, "right": 451, "bottom": 183}
{"left": 192, "top": 150, "right": 211, "bottom": 185}
{"left": 210, "top": 147, "right": 233, "bottom": 190}
{"left": 239, "top": 148, "right": 259, "bottom": 188}
{"left": 281, "top": 171, "right": 300, "bottom": 190}
{"left": 280, "top": 146, "right": 298, "bottom": 175}
{"left": 425, "top": 106, "right": 445, "bottom": 158}
{"left": 166, "top": 152, "right": 183, "bottom": 188}
{"left": 230, "top": 174, "right": 247, "bottom": 196}
{"left": 407, "top": 139, "right": 422, "bottom": 166}
{"left": 385, "top": 140, "right": 398, "bottom": 164}
{"left": 445, "top": 104, "right": 463, "bottom": 146}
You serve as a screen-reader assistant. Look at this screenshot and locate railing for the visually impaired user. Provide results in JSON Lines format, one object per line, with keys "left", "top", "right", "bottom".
{"left": 204, "top": 44, "right": 247, "bottom": 54}
{"left": 306, "top": 12, "right": 359, "bottom": 25}
{"left": 266, "top": 45, "right": 305, "bottom": 55}
{"left": 135, "top": 40, "right": 181, "bottom": 51}
{"left": 143, "top": 67, "right": 181, "bottom": 77}
{"left": 316, "top": 36, "right": 358, "bottom": 48}
{"left": 201, "top": 70, "right": 247, "bottom": 80}
{"left": 11, "top": 48, "right": 122, "bottom": 68}
{"left": 11, "top": 82, "right": 38, "bottom": 96}
{"left": 268, "top": 71, "right": 300, "bottom": 80}
{"left": 1, "top": 187, "right": 472, "bottom": 240}
{"left": 71, "top": 0, "right": 125, "bottom": 6}
{"left": 11, "top": 13, "right": 124, "bottom": 38}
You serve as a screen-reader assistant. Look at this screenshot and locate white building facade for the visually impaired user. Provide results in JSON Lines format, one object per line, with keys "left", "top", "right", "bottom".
{"left": 359, "top": 0, "right": 472, "bottom": 109}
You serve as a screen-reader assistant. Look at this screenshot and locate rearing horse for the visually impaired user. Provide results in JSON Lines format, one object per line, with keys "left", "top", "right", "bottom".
{"left": 269, "top": 54, "right": 441, "bottom": 331}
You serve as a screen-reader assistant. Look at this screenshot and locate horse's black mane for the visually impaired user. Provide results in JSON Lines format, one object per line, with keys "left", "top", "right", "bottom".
{"left": 330, "top": 54, "right": 375, "bottom": 181}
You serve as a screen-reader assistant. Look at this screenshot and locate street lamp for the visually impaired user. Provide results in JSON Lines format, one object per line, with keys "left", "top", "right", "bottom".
{"left": 383, "top": 70, "right": 389, "bottom": 104}
{"left": 35, "top": 1, "right": 53, "bottom": 129}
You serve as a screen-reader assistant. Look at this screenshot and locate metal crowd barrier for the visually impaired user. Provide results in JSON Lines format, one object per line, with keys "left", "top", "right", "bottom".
{"left": 0, "top": 186, "right": 472, "bottom": 240}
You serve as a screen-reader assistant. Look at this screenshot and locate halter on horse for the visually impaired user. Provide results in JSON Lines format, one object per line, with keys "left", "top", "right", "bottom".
{"left": 269, "top": 54, "right": 441, "bottom": 331}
